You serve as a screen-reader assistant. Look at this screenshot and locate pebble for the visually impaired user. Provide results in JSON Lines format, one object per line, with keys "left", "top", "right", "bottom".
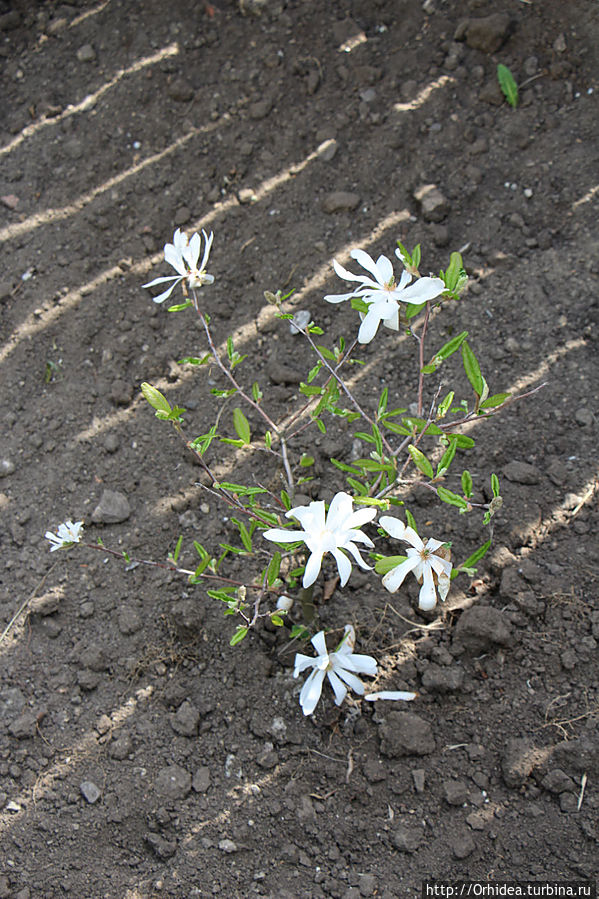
{"left": 453, "top": 605, "right": 512, "bottom": 655}
{"left": 421, "top": 663, "right": 464, "bottom": 693}
{"left": 145, "top": 833, "right": 177, "bottom": 859}
{"left": 91, "top": 489, "right": 131, "bottom": 524}
{"left": 154, "top": 765, "right": 192, "bottom": 800}
{"left": 266, "top": 359, "right": 303, "bottom": 385}
{"left": 503, "top": 460, "right": 541, "bottom": 485}
{"left": 171, "top": 700, "right": 200, "bottom": 737}
{"left": 218, "top": 838, "right": 238, "bottom": 853}
{"left": 249, "top": 98, "right": 273, "bottom": 119}
{"left": 238, "top": 188, "right": 257, "bottom": 205}
{"left": 109, "top": 733, "right": 133, "bottom": 760}
{"left": 80, "top": 780, "right": 101, "bottom": 804}
{"left": 322, "top": 191, "right": 361, "bottom": 214}
{"left": 391, "top": 823, "right": 422, "bottom": 852}
{"left": 501, "top": 737, "right": 543, "bottom": 788}
{"left": 103, "top": 433, "right": 120, "bottom": 453}
{"left": 319, "top": 139, "right": 338, "bottom": 161}
{"left": 118, "top": 607, "right": 142, "bottom": 635}
{"left": 9, "top": 709, "right": 45, "bottom": 739}
{"left": 167, "top": 79, "right": 194, "bottom": 102}
{"left": 76, "top": 44, "right": 97, "bottom": 63}
{"left": 443, "top": 779, "right": 469, "bottom": 806}
{"left": 378, "top": 711, "right": 435, "bottom": 757}
{"left": 169, "top": 598, "right": 205, "bottom": 638}
{"left": 192, "top": 767, "right": 211, "bottom": 793}
{"left": 575, "top": 407, "right": 594, "bottom": 426}
{"left": 412, "top": 769, "right": 425, "bottom": 793}
{"left": 413, "top": 184, "right": 449, "bottom": 222}
{"left": 0, "top": 459, "right": 15, "bottom": 477}
{"left": 541, "top": 768, "right": 576, "bottom": 794}
{"left": 456, "top": 13, "right": 512, "bottom": 54}
{"left": 452, "top": 829, "right": 476, "bottom": 859}
{"left": 289, "top": 310, "right": 311, "bottom": 334}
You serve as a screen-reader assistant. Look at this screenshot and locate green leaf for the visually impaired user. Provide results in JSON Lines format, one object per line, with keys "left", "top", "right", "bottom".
{"left": 461, "top": 470, "right": 473, "bottom": 498}
{"left": 452, "top": 539, "right": 492, "bottom": 580}
{"left": 300, "top": 383, "right": 323, "bottom": 397}
{"left": 307, "top": 324, "right": 324, "bottom": 335}
{"left": 406, "top": 301, "right": 426, "bottom": 320}
{"left": 316, "top": 344, "right": 336, "bottom": 361}
{"left": 440, "top": 252, "right": 468, "bottom": 296}
{"left": 141, "top": 382, "right": 171, "bottom": 415}
{"left": 437, "top": 391, "right": 455, "bottom": 419}
{"left": 491, "top": 473, "right": 500, "bottom": 498}
{"left": 437, "top": 486, "right": 469, "bottom": 509}
{"left": 264, "top": 430, "right": 272, "bottom": 450}
{"left": 346, "top": 476, "right": 368, "bottom": 496}
{"left": 412, "top": 244, "right": 421, "bottom": 269}
{"left": 232, "top": 408, "right": 251, "bottom": 445}
{"left": 353, "top": 496, "right": 391, "bottom": 509}
{"left": 375, "top": 555, "right": 407, "bottom": 575}
{"left": 270, "top": 614, "right": 285, "bottom": 627}
{"left": 290, "top": 624, "right": 310, "bottom": 640}
{"left": 446, "top": 434, "right": 475, "bottom": 449}
{"left": 433, "top": 330, "right": 468, "bottom": 364}
{"left": 300, "top": 454, "right": 314, "bottom": 467}
{"left": 436, "top": 437, "right": 458, "bottom": 478}
{"left": 232, "top": 518, "right": 252, "bottom": 552}
{"left": 307, "top": 361, "right": 323, "bottom": 383}
{"left": 377, "top": 388, "right": 388, "bottom": 418}
{"left": 330, "top": 458, "right": 362, "bottom": 475}
{"left": 480, "top": 392, "right": 511, "bottom": 410}
{"left": 230, "top": 626, "right": 248, "bottom": 646}
{"left": 461, "top": 341, "right": 485, "bottom": 397}
{"left": 405, "top": 508, "right": 417, "bottom": 531}
{"left": 211, "top": 387, "right": 238, "bottom": 398}
{"left": 267, "top": 552, "right": 281, "bottom": 587}
{"left": 167, "top": 301, "right": 193, "bottom": 312}
{"left": 172, "top": 535, "right": 183, "bottom": 564}
{"left": 351, "top": 297, "right": 371, "bottom": 314}
{"left": 280, "top": 490, "right": 291, "bottom": 511}
{"left": 251, "top": 381, "right": 263, "bottom": 402}
{"left": 408, "top": 445, "right": 434, "bottom": 479}
{"left": 497, "top": 63, "right": 519, "bottom": 108}
{"left": 421, "top": 364, "right": 436, "bottom": 374}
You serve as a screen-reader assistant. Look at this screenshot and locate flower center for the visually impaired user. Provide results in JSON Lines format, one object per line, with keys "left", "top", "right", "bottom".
{"left": 384, "top": 277, "right": 396, "bottom": 292}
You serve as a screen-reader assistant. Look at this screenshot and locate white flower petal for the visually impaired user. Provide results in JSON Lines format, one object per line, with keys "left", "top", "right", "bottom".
{"left": 142, "top": 275, "right": 181, "bottom": 289}
{"left": 293, "top": 653, "right": 316, "bottom": 677}
{"left": 333, "top": 667, "right": 365, "bottom": 696}
{"left": 331, "top": 548, "right": 352, "bottom": 586}
{"left": 418, "top": 562, "right": 438, "bottom": 610}
{"left": 400, "top": 276, "right": 445, "bottom": 304}
{"left": 379, "top": 516, "right": 407, "bottom": 540}
{"left": 299, "top": 667, "right": 326, "bottom": 716}
{"left": 364, "top": 691, "right": 417, "bottom": 702}
{"left": 358, "top": 307, "right": 383, "bottom": 344}
{"left": 311, "top": 630, "right": 328, "bottom": 657}
{"left": 326, "top": 669, "right": 349, "bottom": 706}
{"left": 326, "top": 492, "right": 353, "bottom": 531}
{"left": 335, "top": 652, "right": 377, "bottom": 677}
{"left": 150, "top": 279, "right": 183, "bottom": 304}
{"left": 382, "top": 555, "right": 420, "bottom": 593}
{"left": 303, "top": 550, "right": 324, "bottom": 588}
{"left": 437, "top": 570, "right": 451, "bottom": 602}
{"left": 262, "top": 527, "right": 306, "bottom": 544}
{"left": 343, "top": 541, "right": 372, "bottom": 571}
{"left": 164, "top": 243, "right": 187, "bottom": 276}
{"left": 200, "top": 230, "right": 214, "bottom": 271}
{"left": 350, "top": 249, "right": 386, "bottom": 285}
{"left": 324, "top": 290, "right": 360, "bottom": 304}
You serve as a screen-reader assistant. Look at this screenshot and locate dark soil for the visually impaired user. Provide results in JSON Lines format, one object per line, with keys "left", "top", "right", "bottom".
{"left": 1, "top": 1, "right": 598, "bottom": 897}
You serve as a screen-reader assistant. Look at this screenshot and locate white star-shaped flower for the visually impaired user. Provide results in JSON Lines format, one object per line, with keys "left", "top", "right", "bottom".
{"left": 45, "top": 520, "right": 84, "bottom": 552}
{"left": 143, "top": 228, "right": 215, "bottom": 304}
{"left": 379, "top": 516, "right": 452, "bottom": 611}
{"left": 293, "top": 625, "right": 378, "bottom": 716}
{"left": 263, "top": 492, "right": 376, "bottom": 588}
{"left": 324, "top": 248, "right": 445, "bottom": 343}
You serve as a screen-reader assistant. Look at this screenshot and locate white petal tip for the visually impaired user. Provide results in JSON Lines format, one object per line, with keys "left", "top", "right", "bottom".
{"left": 364, "top": 691, "right": 417, "bottom": 702}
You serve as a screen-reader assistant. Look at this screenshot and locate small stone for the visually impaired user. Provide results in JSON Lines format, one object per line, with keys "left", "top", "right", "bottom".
{"left": 358, "top": 873, "right": 376, "bottom": 897}
{"left": 443, "top": 779, "right": 469, "bottom": 806}
{"left": 192, "top": 766, "right": 211, "bottom": 793}
{"left": 452, "top": 829, "right": 476, "bottom": 859}
{"left": 256, "top": 743, "right": 279, "bottom": 769}
{"left": 249, "top": 98, "right": 273, "bottom": 119}
{"left": 553, "top": 33, "right": 566, "bottom": 53}
{"left": 110, "top": 380, "right": 133, "bottom": 406}
{"left": 218, "top": 838, "right": 238, "bottom": 853}
{"left": 77, "top": 669, "right": 100, "bottom": 692}
{"left": 575, "top": 408, "right": 594, "bottom": 426}
{"left": 266, "top": 359, "right": 303, "bottom": 385}
{"left": 91, "top": 489, "right": 131, "bottom": 524}
{"left": 412, "top": 769, "right": 425, "bottom": 793}
{"left": 118, "top": 607, "right": 142, "bottom": 635}
{"left": 77, "top": 44, "right": 97, "bottom": 63}
{"left": 171, "top": 701, "right": 200, "bottom": 737}
{"left": 413, "top": 184, "right": 449, "bottom": 223}
{"left": 155, "top": 765, "right": 192, "bottom": 800}
{"left": 319, "top": 139, "right": 338, "bottom": 161}
{"left": 503, "top": 461, "right": 541, "bottom": 485}
{"left": 421, "top": 663, "right": 464, "bottom": 693}
{"left": 79, "top": 600, "right": 95, "bottom": 618}
{"left": 29, "top": 591, "right": 61, "bottom": 616}
{"left": 110, "top": 733, "right": 133, "bottom": 760}
{"left": 80, "top": 780, "right": 101, "bottom": 803}
{"left": 169, "top": 599, "right": 205, "bottom": 638}
{"left": 559, "top": 792, "right": 578, "bottom": 813}
{"left": 466, "top": 811, "right": 488, "bottom": 830}
{"left": 289, "top": 310, "right": 311, "bottom": 334}
{"left": 501, "top": 738, "right": 544, "bottom": 788}
{"left": 1, "top": 194, "right": 19, "bottom": 210}
{"left": 0, "top": 459, "right": 15, "bottom": 477}
{"left": 167, "top": 79, "right": 194, "bottom": 102}
{"left": 238, "top": 188, "right": 257, "bottom": 205}
{"left": 560, "top": 649, "right": 577, "bottom": 671}
{"left": 145, "top": 833, "right": 177, "bottom": 859}
{"left": 103, "top": 432, "right": 120, "bottom": 453}
{"left": 541, "top": 768, "right": 576, "bottom": 794}
{"left": 499, "top": 567, "right": 527, "bottom": 601}
{"left": 459, "top": 14, "right": 512, "bottom": 54}
{"left": 9, "top": 709, "right": 45, "bottom": 739}
{"left": 379, "top": 712, "right": 435, "bottom": 757}
{"left": 174, "top": 205, "right": 190, "bottom": 225}
{"left": 363, "top": 758, "right": 387, "bottom": 782}
{"left": 453, "top": 605, "right": 511, "bottom": 655}
{"left": 392, "top": 823, "right": 422, "bottom": 852}
{"left": 322, "top": 191, "right": 361, "bottom": 214}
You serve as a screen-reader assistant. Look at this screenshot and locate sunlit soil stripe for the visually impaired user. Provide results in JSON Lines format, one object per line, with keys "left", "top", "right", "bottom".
{"left": 0, "top": 122, "right": 224, "bottom": 243}
{"left": 572, "top": 183, "right": 599, "bottom": 209}
{"left": 393, "top": 75, "right": 455, "bottom": 113}
{"left": 0, "top": 43, "right": 179, "bottom": 159}
{"left": 0, "top": 685, "right": 153, "bottom": 832}
{"left": 70, "top": 0, "right": 111, "bottom": 28}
